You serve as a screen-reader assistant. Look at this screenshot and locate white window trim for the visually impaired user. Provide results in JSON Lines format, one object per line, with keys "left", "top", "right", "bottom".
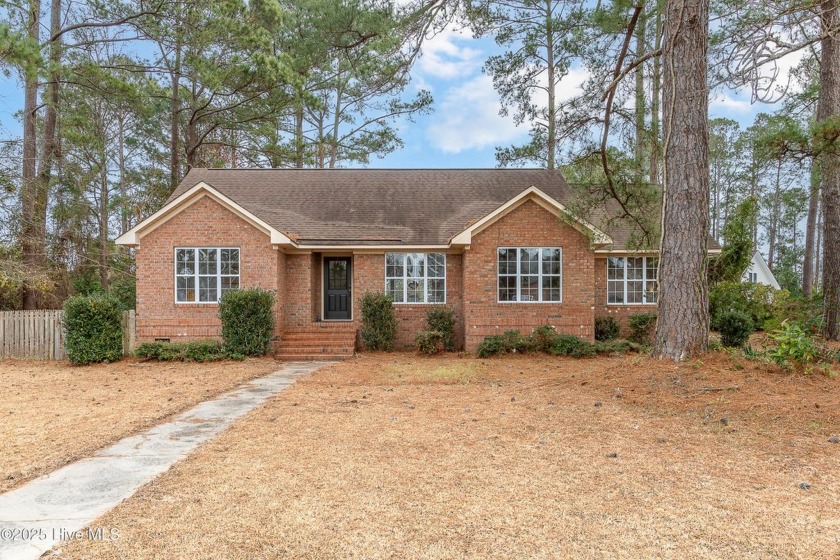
{"left": 174, "top": 247, "right": 240, "bottom": 304}
{"left": 384, "top": 252, "right": 447, "bottom": 305}
{"left": 497, "top": 247, "right": 563, "bottom": 304}
{"left": 606, "top": 256, "right": 658, "bottom": 306}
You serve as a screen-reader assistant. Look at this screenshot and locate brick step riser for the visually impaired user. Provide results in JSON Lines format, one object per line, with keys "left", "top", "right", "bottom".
{"left": 280, "top": 336, "right": 356, "bottom": 344}
{"left": 275, "top": 355, "right": 348, "bottom": 361}
{"left": 276, "top": 346, "right": 352, "bottom": 350}
{"left": 277, "top": 344, "right": 355, "bottom": 354}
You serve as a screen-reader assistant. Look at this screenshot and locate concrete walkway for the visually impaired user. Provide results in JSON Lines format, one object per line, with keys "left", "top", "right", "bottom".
{"left": 0, "top": 361, "right": 326, "bottom": 560}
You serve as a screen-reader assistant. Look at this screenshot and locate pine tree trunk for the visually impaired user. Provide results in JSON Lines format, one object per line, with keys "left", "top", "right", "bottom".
{"left": 767, "top": 160, "right": 782, "bottom": 271}
{"left": 99, "top": 156, "right": 109, "bottom": 290}
{"left": 634, "top": 5, "right": 647, "bottom": 176}
{"left": 803, "top": 161, "right": 819, "bottom": 297}
{"left": 20, "top": 0, "right": 40, "bottom": 309}
{"left": 820, "top": 0, "right": 840, "bottom": 339}
{"left": 649, "top": 0, "right": 662, "bottom": 184}
{"left": 652, "top": 0, "right": 710, "bottom": 360}
{"left": 170, "top": 8, "right": 182, "bottom": 191}
{"left": 545, "top": 0, "right": 556, "bottom": 170}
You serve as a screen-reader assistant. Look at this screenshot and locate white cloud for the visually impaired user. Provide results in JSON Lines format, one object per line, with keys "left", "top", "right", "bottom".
{"left": 710, "top": 92, "right": 752, "bottom": 114}
{"left": 417, "top": 27, "right": 484, "bottom": 81}
{"left": 425, "top": 75, "right": 526, "bottom": 154}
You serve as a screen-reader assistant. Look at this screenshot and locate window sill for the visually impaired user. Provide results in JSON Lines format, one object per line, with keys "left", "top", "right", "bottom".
{"left": 497, "top": 300, "right": 563, "bottom": 304}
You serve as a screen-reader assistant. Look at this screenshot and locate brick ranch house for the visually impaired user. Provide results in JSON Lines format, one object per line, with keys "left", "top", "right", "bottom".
{"left": 117, "top": 168, "right": 715, "bottom": 358}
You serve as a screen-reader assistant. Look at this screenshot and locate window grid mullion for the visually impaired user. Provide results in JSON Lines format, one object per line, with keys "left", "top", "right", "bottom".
{"left": 538, "top": 249, "right": 543, "bottom": 303}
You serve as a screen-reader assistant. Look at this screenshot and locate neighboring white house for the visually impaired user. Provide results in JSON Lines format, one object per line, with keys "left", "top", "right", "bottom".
{"left": 742, "top": 250, "right": 781, "bottom": 290}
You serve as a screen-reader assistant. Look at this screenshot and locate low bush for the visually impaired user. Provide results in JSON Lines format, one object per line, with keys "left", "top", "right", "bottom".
{"left": 415, "top": 330, "right": 446, "bottom": 354}
{"left": 135, "top": 340, "right": 230, "bottom": 361}
{"left": 709, "top": 281, "right": 793, "bottom": 332}
{"left": 718, "top": 309, "right": 754, "bottom": 348}
{"left": 627, "top": 313, "right": 657, "bottom": 345}
{"left": 766, "top": 321, "right": 824, "bottom": 369}
{"left": 547, "top": 334, "right": 596, "bottom": 357}
{"left": 595, "top": 315, "right": 620, "bottom": 341}
{"left": 476, "top": 334, "right": 509, "bottom": 358}
{"left": 63, "top": 294, "right": 124, "bottom": 365}
{"left": 475, "top": 325, "right": 643, "bottom": 359}
{"left": 593, "top": 339, "right": 643, "bottom": 354}
{"left": 219, "top": 288, "right": 275, "bottom": 356}
{"left": 529, "top": 325, "right": 557, "bottom": 352}
{"left": 360, "top": 292, "right": 397, "bottom": 350}
{"left": 425, "top": 307, "right": 456, "bottom": 351}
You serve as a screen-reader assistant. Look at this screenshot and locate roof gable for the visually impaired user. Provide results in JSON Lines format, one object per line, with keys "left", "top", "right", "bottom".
{"left": 450, "top": 186, "right": 612, "bottom": 247}
{"left": 115, "top": 182, "right": 293, "bottom": 247}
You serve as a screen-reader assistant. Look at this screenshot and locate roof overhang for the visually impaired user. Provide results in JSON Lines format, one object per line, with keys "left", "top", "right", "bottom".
{"left": 115, "top": 181, "right": 295, "bottom": 247}
{"left": 450, "top": 186, "right": 613, "bottom": 248}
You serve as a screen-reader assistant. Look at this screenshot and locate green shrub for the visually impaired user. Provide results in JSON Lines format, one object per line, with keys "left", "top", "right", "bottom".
{"left": 503, "top": 329, "right": 534, "bottom": 352}
{"left": 63, "top": 295, "right": 124, "bottom": 365}
{"left": 109, "top": 277, "right": 136, "bottom": 311}
{"left": 425, "top": 307, "right": 456, "bottom": 351}
{"left": 360, "top": 292, "right": 397, "bottom": 350}
{"left": 548, "top": 334, "right": 596, "bottom": 357}
{"left": 718, "top": 310, "right": 754, "bottom": 348}
{"left": 627, "top": 313, "right": 657, "bottom": 345}
{"left": 415, "top": 330, "right": 446, "bottom": 354}
{"left": 135, "top": 340, "right": 230, "bottom": 361}
{"left": 594, "top": 315, "right": 620, "bottom": 341}
{"left": 766, "top": 321, "right": 823, "bottom": 369}
{"left": 709, "top": 281, "right": 781, "bottom": 331}
{"left": 528, "top": 325, "right": 557, "bottom": 352}
{"left": 593, "top": 339, "right": 643, "bottom": 354}
{"left": 219, "top": 288, "right": 276, "bottom": 356}
{"left": 476, "top": 334, "right": 508, "bottom": 357}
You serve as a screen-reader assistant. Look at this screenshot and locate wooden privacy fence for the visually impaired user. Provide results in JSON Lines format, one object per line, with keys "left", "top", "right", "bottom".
{"left": 0, "top": 310, "right": 136, "bottom": 360}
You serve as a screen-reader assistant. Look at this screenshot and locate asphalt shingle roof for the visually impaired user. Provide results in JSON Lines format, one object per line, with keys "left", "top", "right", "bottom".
{"left": 168, "top": 168, "right": 659, "bottom": 249}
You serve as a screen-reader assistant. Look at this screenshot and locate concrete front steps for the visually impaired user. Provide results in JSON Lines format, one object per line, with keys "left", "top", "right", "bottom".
{"left": 275, "top": 325, "right": 357, "bottom": 361}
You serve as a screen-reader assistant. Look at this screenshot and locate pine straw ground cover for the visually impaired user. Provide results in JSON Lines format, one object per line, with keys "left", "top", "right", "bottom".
{"left": 56, "top": 353, "right": 840, "bottom": 559}
{"left": 0, "top": 357, "right": 280, "bottom": 493}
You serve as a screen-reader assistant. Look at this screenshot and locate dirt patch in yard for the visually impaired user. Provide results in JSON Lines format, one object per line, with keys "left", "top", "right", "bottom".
{"left": 0, "top": 357, "right": 280, "bottom": 493}
{"left": 57, "top": 353, "right": 839, "bottom": 559}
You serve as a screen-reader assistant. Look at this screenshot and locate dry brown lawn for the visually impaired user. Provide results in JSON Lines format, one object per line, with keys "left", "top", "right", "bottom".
{"left": 0, "top": 357, "right": 281, "bottom": 492}
{"left": 57, "top": 353, "right": 840, "bottom": 559}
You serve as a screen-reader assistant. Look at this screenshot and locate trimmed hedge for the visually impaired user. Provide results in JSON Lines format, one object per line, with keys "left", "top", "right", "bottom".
{"left": 415, "top": 330, "right": 446, "bottom": 354}
{"left": 475, "top": 325, "right": 642, "bottom": 359}
{"left": 135, "top": 340, "right": 230, "bottom": 362}
{"left": 360, "top": 292, "right": 396, "bottom": 350}
{"left": 63, "top": 295, "right": 124, "bottom": 365}
{"left": 595, "top": 315, "right": 620, "bottom": 341}
{"left": 219, "top": 288, "right": 276, "bottom": 357}
{"left": 426, "top": 307, "right": 456, "bottom": 351}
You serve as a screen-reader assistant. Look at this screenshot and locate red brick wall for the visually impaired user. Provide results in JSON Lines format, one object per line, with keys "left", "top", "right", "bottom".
{"left": 135, "top": 196, "right": 280, "bottom": 342}
{"left": 351, "top": 252, "right": 465, "bottom": 350}
{"left": 593, "top": 256, "right": 657, "bottom": 336}
{"left": 284, "top": 253, "right": 314, "bottom": 329}
{"left": 462, "top": 199, "right": 596, "bottom": 352}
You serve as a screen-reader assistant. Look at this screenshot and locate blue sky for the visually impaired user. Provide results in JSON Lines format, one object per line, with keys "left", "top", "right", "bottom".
{"left": 0, "top": 24, "right": 798, "bottom": 169}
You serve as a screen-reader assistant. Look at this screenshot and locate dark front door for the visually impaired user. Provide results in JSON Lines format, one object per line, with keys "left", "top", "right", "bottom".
{"left": 324, "top": 257, "right": 351, "bottom": 320}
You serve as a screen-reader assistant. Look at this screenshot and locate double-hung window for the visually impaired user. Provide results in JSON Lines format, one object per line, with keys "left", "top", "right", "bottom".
{"left": 175, "top": 248, "right": 240, "bottom": 303}
{"left": 497, "top": 247, "right": 562, "bottom": 302}
{"left": 385, "top": 253, "right": 446, "bottom": 303}
{"left": 606, "top": 256, "right": 658, "bottom": 305}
